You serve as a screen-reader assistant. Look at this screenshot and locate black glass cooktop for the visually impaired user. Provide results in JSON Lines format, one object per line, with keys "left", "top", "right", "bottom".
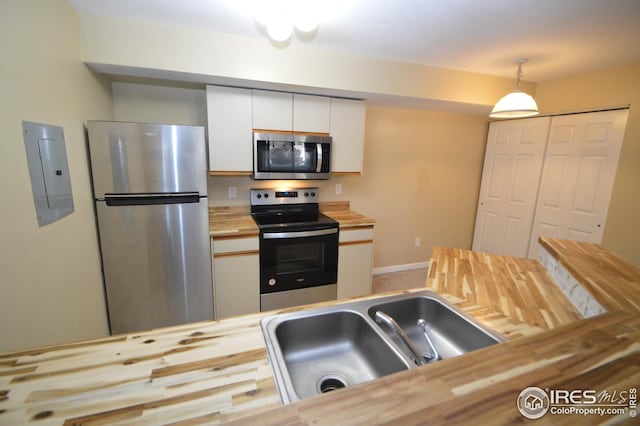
{"left": 251, "top": 211, "right": 338, "bottom": 232}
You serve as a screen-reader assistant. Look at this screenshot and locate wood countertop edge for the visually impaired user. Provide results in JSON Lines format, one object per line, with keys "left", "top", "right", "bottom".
{"left": 210, "top": 229, "right": 260, "bottom": 238}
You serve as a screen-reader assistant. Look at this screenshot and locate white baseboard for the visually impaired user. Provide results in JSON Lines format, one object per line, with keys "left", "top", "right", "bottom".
{"left": 372, "top": 261, "right": 431, "bottom": 276}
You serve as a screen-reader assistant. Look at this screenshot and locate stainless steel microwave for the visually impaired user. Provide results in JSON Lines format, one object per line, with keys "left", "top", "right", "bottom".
{"left": 253, "top": 132, "right": 331, "bottom": 180}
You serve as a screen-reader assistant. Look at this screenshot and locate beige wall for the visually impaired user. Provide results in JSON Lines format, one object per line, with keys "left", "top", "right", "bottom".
{"left": 112, "top": 82, "right": 207, "bottom": 126}
{"left": 0, "top": 0, "right": 113, "bottom": 351}
{"left": 350, "top": 107, "right": 488, "bottom": 267}
{"left": 536, "top": 62, "right": 640, "bottom": 266}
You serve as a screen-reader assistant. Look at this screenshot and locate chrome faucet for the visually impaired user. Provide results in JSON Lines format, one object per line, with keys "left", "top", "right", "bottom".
{"left": 417, "top": 318, "right": 440, "bottom": 362}
{"left": 374, "top": 311, "right": 427, "bottom": 366}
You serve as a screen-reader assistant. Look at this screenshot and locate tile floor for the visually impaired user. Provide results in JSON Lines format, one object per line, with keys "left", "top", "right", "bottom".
{"left": 371, "top": 267, "right": 429, "bottom": 294}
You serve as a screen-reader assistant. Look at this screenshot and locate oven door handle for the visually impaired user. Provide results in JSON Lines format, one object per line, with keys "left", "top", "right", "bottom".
{"left": 263, "top": 228, "right": 338, "bottom": 239}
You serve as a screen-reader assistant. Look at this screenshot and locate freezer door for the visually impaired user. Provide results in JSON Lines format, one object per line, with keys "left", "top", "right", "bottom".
{"left": 87, "top": 121, "right": 207, "bottom": 196}
{"left": 96, "top": 197, "right": 213, "bottom": 334}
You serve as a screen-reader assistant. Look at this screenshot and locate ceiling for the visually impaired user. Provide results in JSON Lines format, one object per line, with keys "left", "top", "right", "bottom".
{"left": 67, "top": 0, "right": 640, "bottom": 82}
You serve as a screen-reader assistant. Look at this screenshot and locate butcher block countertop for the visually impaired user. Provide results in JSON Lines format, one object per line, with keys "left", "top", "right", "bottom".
{"left": 539, "top": 237, "right": 640, "bottom": 313}
{"left": 2, "top": 240, "right": 639, "bottom": 425}
{"left": 209, "top": 206, "right": 257, "bottom": 238}
{"left": 209, "top": 202, "right": 375, "bottom": 238}
{"left": 426, "top": 246, "right": 583, "bottom": 330}
{"left": 320, "top": 201, "right": 376, "bottom": 228}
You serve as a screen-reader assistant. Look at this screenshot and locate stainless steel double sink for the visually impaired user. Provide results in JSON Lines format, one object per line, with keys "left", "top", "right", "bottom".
{"left": 261, "top": 290, "right": 505, "bottom": 403}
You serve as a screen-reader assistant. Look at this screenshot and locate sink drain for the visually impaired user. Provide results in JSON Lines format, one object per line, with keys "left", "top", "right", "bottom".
{"left": 317, "top": 374, "right": 349, "bottom": 394}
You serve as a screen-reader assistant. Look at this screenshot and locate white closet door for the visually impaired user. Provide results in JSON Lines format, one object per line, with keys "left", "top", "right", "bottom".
{"left": 528, "top": 109, "right": 628, "bottom": 258}
{"left": 472, "top": 117, "right": 551, "bottom": 257}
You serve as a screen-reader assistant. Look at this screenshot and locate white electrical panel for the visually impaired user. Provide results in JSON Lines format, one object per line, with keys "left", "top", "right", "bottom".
{"left": 22, "top": 121, "right": 74, "bottom": 226}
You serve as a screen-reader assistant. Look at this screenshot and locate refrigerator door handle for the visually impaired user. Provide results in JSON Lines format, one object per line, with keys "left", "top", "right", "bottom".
{"left": 104, "top": 192, "right": 201, "bottom": 206}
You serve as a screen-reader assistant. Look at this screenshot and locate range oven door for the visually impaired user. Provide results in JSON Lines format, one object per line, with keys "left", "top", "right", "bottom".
{"left": 259, "top": 227, "right": 338, "bottom": 295}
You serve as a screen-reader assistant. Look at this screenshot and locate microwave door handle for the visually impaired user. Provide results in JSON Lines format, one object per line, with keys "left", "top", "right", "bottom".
{"left": 316, "top": 143, "right": 322, "bottom": 173}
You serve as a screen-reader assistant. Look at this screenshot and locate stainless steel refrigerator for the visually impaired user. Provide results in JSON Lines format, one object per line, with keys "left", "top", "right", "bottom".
{"left": 87, "top": 121, "right": 213, "bottom": 334}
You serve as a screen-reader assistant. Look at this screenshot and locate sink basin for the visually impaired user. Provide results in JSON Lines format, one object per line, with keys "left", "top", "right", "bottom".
{"left": 261, "top": 290, "right": 505, "bottom": 404}
{"left": 272, "top": 311, "right": 410, "bottom": 401}
{"left": 368, "top": 295, "right": 502, "bottom": 360}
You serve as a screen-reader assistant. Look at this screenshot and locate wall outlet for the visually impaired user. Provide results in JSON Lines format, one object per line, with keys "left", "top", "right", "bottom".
{"left": 335, "top": 183, "right": 342, "bottom": 194}
{"left": 415, "top": 237, "right": 422, "bottom": 247}
{"left": 228, "top": 186, "right": 237, "bottom": 199}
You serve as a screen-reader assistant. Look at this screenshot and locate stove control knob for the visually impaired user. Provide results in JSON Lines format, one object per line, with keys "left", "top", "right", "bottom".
{"left": 256, "top": 194, "right": 262, "bottom": 199}
{"left": 264, "top": 193, "right": 269, "bottom": 198}
{"left": 304, "top": 192, "right": 309, "bottom": 197}
{"left": 268, "top": 278, "right": 276, "bottom": 286}
{"left": 310, "top": 192, "right": 316, "bottom": 197}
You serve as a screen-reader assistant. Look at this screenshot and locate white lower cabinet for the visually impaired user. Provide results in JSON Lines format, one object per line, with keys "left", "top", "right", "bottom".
{"left": 212, "top": 236, "right": 260, "bottom": 319}
{"left": 337, "top": 227, "right": 374, "bottom": 299}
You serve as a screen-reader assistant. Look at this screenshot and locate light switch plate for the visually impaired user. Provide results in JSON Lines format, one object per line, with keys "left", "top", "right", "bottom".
{"left": 22, "top": 121, "right": 74, "bottom": 226}
{"left": 228, "top": 186, "right": 237, "bottom": 198}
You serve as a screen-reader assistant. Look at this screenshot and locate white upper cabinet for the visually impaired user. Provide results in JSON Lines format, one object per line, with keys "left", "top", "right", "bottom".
{"left": 253, "top": 91, "right": 331, "bottom": 133}
{"left": 206, "top": 86, "right": 366, "bottom": 175}
{"left": 293, "top": 94, "right": 331, "bottom": 133}
{"left": 330, "top": 98, "right": 366, "bottom": 173}
{"left": 252, "top": 89, "right": 292, "bottom": 131}
{"left": 206, "top": 85, "right": 253, "bottom": 173}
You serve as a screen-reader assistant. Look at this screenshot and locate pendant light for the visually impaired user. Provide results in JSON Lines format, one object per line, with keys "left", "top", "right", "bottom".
{"left": 490, "top": 58, "right": 539, "bottom": 119}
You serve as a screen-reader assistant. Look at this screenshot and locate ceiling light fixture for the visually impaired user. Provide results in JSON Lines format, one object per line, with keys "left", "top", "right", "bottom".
{"left": 254, "top": 0, "right": 320, "bottom": 42}
{"left": 490, "top": 58, "right": 539, "bottom": 119}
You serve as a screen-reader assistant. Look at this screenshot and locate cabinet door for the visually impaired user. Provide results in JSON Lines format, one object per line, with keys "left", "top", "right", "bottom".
{"left": 337, "top": 228, "right": 374, "bottom": 299}
{"left": 293, "top": 94, "right": 330, "bottom": 133}
{"left": 472, "top": 117, "right": 550, "bottom": 257}
{"left": 213, "top": 254, "right": 259, "bottom": 319}
{"left": 206, "top": 86, "right": 253, "bottom": 173}
{"left": 252, "top": 89, "right": 292, "bottom": 131}
{"left": 330, "top": 99, "right": 366, "bottom": 173}
{"left": 212, "top": 237, "right": 260, "bottom": 319}
{"left": 527, "top": 109, "right": 628, "bottom": 259}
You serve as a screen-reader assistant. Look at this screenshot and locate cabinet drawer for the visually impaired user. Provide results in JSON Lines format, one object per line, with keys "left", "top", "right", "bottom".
{"left": 213, "top": 237, "right": 259, "bottom": 255}
{"left": 339, "top": 227, "right": 374, "bottom": 244}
